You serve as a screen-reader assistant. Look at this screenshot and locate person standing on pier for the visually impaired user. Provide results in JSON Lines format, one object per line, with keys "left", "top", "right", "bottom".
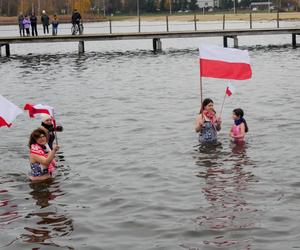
{"left": 41, "top": 10, "right": 50, "bottom": 34}
{"left": 18, "top": 13, "right": 25, "bottom": 36}
{"left": 30, "top": 12, "right": 38, "bottom": 36}
{"left": 71, "top": 9, "right": 82, "bottom": 34}
{"left": 23, "top": 16, "right": 31, "bottom": 36}
{"left": 52, "top": 15, "right": 59, "bottom": 36}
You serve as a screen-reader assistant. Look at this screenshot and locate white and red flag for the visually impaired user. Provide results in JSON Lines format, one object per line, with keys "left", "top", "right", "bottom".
{"left": 24, "top": 103, "right": 54, "bottom": 118}
{"left": 226, "top": 82, "right": 236, "bottom": 96}
{"left": 0, "top": 95, "right": 23, "bottom": 127}
{"left": 199, "top": 45, "right": 252, "bottom": 80}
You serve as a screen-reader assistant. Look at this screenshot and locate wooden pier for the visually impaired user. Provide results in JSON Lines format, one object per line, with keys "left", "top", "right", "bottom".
{"left": 1, "top": 27, "right": 300, "bottom": 56}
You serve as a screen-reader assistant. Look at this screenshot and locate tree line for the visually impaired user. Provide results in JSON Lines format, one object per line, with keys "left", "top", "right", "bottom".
{"left": 0, "top": 0, "right": 297, "bottom": 17}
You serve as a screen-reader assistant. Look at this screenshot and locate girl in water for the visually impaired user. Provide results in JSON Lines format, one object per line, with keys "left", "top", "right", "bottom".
{"left": 230, "top": 108, "right": 248, "bottom": 143}
{"left": 195, "top": 98, "right": 222, "bottom": 143}
{"left": 28, "top": 128, "right": 59, "bottom": 181}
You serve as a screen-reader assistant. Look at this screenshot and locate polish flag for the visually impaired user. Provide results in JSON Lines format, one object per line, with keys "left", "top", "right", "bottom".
{"left": 199, "top": 45, "right": 252, "bottom": 80}
{"left": 24, "top": 103, "right": 54, "bottom": 118}
{"left": 226, "top": 82, "right": 236, "bottom": 96}
{"left": 0, "top": 95, "right": 23, "bottom": 127}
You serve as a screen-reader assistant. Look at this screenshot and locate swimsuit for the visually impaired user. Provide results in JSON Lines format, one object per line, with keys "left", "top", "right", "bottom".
{"left": 231, "top": 124, "right": 245, "bottom": 141}
{"left": 30, "top": 162, "right": 48, "bottom": 177}
{"left": 29, "top": 144, "right": 56, "bottom": 177}
{"left": 199, "top": 121, "right": 218, "bottom": 143}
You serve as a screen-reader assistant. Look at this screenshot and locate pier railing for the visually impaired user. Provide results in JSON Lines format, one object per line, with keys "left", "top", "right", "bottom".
{"left": 1, "top": 12, "right": 300, "bottom": 56}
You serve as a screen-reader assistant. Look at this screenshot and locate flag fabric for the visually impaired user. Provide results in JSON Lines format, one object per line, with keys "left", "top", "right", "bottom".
{"left": 24, "top": 103, "right": 54, "bottom": 118}
{"left": 199, "top": 45, "right": 252, "bottom": 80}
{"left": 226, "top": 82, "right": 236, "bottom": 96}
{"left": 0, "top": 95, "right": 23, "bottom": 127}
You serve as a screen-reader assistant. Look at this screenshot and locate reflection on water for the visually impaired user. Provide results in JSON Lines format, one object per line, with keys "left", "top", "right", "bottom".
{"left": 20, "top": 179, "right": 74, "bottom": 249}
{"left": 194, "top": 142, "right": 257, "bottom": 249}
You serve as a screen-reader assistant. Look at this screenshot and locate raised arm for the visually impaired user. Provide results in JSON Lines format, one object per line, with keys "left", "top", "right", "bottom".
{"left": 30, "top": 145, "right": 59, "bottom": 166}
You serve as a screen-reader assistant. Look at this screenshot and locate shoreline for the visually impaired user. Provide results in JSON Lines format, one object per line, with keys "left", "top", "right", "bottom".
{"left": 1, "top": 12, "right": 300, "bottom": 25}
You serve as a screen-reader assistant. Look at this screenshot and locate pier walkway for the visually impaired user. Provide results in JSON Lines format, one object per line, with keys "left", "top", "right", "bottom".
{"left": 1, "top": 27, "right": 300, "bottom": 56}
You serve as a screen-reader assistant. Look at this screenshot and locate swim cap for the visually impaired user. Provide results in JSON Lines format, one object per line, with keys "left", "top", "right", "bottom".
{"left": 41, "top": 114, "right": 51, "bottom": 122}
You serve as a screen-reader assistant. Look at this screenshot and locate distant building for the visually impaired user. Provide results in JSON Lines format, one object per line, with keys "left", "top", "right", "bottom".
{"left": 250, "top": 1, "right": 274, "bottom": 11}
{"left": 197, "top": 0, "right": 219, "bottom": 8}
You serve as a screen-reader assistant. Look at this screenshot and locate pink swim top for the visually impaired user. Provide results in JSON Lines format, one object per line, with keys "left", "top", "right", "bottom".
{"left": 231, "top": 124, "right": 245, "bottom": 141}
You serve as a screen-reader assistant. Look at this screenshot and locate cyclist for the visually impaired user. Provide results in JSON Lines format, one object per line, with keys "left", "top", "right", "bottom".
{"left": 71, "top": 9, "right": 82, "bottom": 35}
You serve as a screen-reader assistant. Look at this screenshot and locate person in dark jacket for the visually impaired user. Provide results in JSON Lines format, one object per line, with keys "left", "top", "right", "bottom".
{"left": 40, "top": 114, "right": 63, "bottom": 150}
{"left": 71, "top": 9, "right": 82, "bottom": 33}
{"left": 18, "top": 13, "right": 25, "bottom": 36}
{"left": 30, "top": 12, "right": 38, "bottom": 36}
{"left": 41, "top": 10, "right": 50, "bottom": 34}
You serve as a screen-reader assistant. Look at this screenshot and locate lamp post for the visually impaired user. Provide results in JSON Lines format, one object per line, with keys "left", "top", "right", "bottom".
{"left": 103, "top": 0, "right": 106, "bottom": 16}
{"left": 233, "top": 0, "right": 236, "bottom": 14}
{"left": 38, "top": 0, "right": 40, "bottom": 15}
{"left": 137, "top": 0, "right": 140, "bottom": 17}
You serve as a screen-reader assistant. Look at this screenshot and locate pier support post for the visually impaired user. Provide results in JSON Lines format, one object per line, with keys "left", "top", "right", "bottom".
{"left": 223, "top": 36, "right": 238, "bottom": 48}
{"left": 153, "top": 38, "right": 162, "bottom": 52}
{"left": 223, "top": 36, "right": 228, "bottom": 47}
{"left": 292, "top": 34, "right": 297, "bottom": 48}
{"left": 78, "top": 41, "right": 85, "bottom": 54}
{"left": 5, "top": 44, "right": 10, "bottom": 57}
{"left": 0, "top": 44, "right": 10, "bottom": 57}
{"left": 233, "top": 36, "right": 238, "bottom": 48}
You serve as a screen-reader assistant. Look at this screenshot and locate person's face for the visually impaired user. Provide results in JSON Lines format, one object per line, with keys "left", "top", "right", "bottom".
{"left": 232, "top": 112, "right": 239, "bottom": 120}
{"left": 44, "top": 118, "right": 52, "bottom": 125}
{"left": 204, "top": 102, "right": 214, "bottom": 112}
{"left": 36, "top": 134, "right": 47, "bottom": 145}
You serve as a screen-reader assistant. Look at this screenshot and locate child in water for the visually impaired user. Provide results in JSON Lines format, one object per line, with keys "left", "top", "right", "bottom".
{"left": 230, "top": 108, "right": 248, "bottom": 142}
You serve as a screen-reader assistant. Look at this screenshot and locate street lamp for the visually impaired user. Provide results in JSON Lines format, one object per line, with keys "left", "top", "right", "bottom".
{"left": 137, "top": 0, "right": 140, "bottom": 17}
{"left": 103, "top": 0, "right": 106, "bottom": 16}
{"left": 233, "top": 0, "right": 236, "bottom": 14}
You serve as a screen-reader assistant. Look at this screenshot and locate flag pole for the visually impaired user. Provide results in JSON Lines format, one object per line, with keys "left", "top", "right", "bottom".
{"left": 200, "top": 76, "right": 203, "bottom": 105}
{"left": 52, "top": 112, "right": 59, "bottom": 146}
{"left": 219, "top": 90, "right": 227, "bottom": 119}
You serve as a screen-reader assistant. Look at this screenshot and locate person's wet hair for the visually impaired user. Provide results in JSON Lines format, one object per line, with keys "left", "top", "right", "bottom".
{"left": 233, "top": 108, "right": 249, "bottom": 133}
{"left": 199, "top": 98, "right": 214, "bottom": 114}
{"left": 28, "top": 128, "right": 48, "bottom": 147}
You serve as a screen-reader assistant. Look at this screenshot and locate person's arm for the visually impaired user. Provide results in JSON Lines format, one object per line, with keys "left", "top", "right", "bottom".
{"left": 30, "top": 145, "right": 59, "bottom": 166}
{"left": 230, "top": 126, "right": 234, "bottom": 138}
{"left": 215, "top": 116, "right": 222, "bottom": 131}
{"left": 195, "top": 115, "right": 204, "bottom": 133}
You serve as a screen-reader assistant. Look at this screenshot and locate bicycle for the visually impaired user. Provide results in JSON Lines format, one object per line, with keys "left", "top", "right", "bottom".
{"left": 71, "top": 21, "right": 84, "bottom": 35}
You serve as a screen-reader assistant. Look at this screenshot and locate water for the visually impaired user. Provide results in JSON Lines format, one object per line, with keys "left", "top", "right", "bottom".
{"left": 0, "top": 21, "right": 300, "bottom": 249}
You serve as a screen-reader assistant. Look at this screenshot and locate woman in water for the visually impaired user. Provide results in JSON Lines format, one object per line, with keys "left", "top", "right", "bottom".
{"left": 230, "top": 108, "right": 248, "bottom": 143}
{"left": 195, "top": 98, "right": 222, "bottom": 143}
{"left": 28, "top": 128, "right": 59, "bottom": 181}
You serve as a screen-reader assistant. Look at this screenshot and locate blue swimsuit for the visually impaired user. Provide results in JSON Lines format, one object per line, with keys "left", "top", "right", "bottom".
{"left": 198, "top": 121, "right": 218, "bottom": 143}
{"left": 30, "top": 162, "right": 48, "bottom": 177}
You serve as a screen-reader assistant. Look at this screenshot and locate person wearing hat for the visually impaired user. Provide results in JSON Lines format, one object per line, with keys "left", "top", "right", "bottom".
{"left": 40, "top": 114, "right": 63, "bottom": 150}
{"left": 41, "top": 10, "right": 50, "bottom": 34}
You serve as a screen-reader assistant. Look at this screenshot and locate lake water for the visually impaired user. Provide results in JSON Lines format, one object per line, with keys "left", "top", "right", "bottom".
{"left": 0, "top": 20, "right": 300, "bottom": 250}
